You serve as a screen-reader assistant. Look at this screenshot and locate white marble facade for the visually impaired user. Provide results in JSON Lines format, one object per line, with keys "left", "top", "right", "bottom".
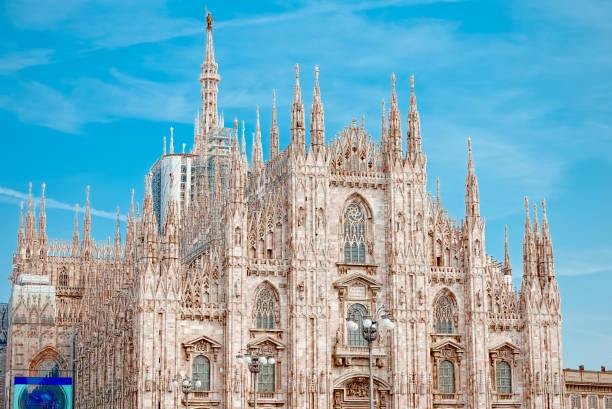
{"left": 4, "top": 12, "right": 566, "bottom": 409}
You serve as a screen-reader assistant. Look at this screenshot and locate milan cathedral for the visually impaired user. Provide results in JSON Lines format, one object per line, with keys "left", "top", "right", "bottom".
{"left": 4, "top": 11, "right": 569, "bottom": 409}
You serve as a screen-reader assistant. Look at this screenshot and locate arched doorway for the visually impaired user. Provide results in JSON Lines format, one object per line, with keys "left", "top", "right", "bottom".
{"left": 333, "top": 375, "right": 390, "bottom": 409}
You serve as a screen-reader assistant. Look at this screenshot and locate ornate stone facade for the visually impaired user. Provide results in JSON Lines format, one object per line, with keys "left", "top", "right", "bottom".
{"left": 4, "top": 11, "right": 569, "bottom": 409}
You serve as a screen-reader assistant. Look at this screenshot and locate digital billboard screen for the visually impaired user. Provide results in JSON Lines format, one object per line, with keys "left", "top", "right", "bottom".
{"left": 14, "top": 377, "right": 72, "bottom": 409}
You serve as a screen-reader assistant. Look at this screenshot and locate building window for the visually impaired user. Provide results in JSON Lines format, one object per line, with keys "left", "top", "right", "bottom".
{"left": 347, "top": 303, "right": 368, "bottom": 346}
{"left": 258, "top": 362, "right": 275, "bottom": 392}
{"left": 435, "top": 295, "right": 453, "bottom": 334}
{"left": 38, "top": 360, "right": 59, "bottom": 377}
{"left": 496, "top": 361, "right": 512, "bottom": 394}
{"left": 343, "top": 202, "right": 366, "bottom": 263}
{"left": 256, "top": 287, "right": 276, "bottom": 329}
{"left": 572, "top": 395, "right": 582, "bottom": 408}
{"left": 439, "top": 360, "right": 455, "bottom": 393}
{"left": 193, "top": 355, "right": 210, "bottom": 391}
{"left": 589, "top": 395, "right": 598, "bottom": 409}
{"left": 58, "top": 270, "right": 68, "bottom": 287}
{"left": 605, "top": 396, "right": 611, "bottom": 409}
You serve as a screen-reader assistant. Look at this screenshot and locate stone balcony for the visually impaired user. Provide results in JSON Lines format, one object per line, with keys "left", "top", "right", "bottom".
{"left": 333, "top": 344, "right": 386, "bottom": 367}
{"left": 433, "top": 392, "right": 465, "bottom": 407}
{"left": 56, "top": 286, "right": 83, "bottom": 297}
{"left": 491, "top": 392, "right": 521, "bottom": 408}
{"left": 248, "top": 391, "right": 286, "bottom": 406}
{"left": 187, "top": 390, "right": 222, "bottom": 406}
{"left": 429, "top": 267, "right": 463, "bottom": 284}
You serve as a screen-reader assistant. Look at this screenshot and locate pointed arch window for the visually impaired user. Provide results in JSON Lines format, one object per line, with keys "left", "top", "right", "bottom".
{"left": 344, "top": 202, "right": 366, "bottom": 263}
{"left": 193, "top": 355, "right": 210, "bottom": 391}
{"left": 439, "top": 360, "right": 455, "bottom": 393}
{"left": 256, "top": 287, "right": 276, "bottom": 329}
{"left": 496, "top": 361, "right": 512, "bottom": 394}
{"left": 38, "top": 360, "right": 59, "bottom": 377}
{"left": 258, "top": 362, "right": 275, "bottom": 392}
{"left": 59, "top": 270, "right": 68, "bottom": 287}
{"left": 347, "top": 303, "right": 368, "bottom": 346}
{"left": 435, "top": 295, "right": 453, "bottom": 334}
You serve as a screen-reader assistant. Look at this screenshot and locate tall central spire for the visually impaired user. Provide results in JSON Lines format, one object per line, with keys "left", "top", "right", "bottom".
{"left": 199, "top": 10, "right": 220, "bottom": 138}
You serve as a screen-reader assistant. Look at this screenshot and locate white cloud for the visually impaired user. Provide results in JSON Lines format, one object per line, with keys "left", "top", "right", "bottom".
{"left": 0, "top": 49, "right": 55, "bottom": 74}
{"left": 0, "top": 185, "right": 123, "bottom": 221}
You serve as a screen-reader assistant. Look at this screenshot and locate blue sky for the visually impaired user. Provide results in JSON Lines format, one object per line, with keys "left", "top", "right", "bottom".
{"left": 0, "top": 0, "right": 610, "bottom": 370}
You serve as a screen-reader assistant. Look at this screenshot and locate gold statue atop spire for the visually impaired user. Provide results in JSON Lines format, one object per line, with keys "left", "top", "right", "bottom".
{"left": 206, "top": 9, "right": 213, "bottom": 30}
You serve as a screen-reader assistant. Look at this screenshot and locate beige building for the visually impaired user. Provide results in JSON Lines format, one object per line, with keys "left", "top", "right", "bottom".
{"left": 564, "top": 367, "right": 612, "bottom": 409}
{"left": 4, "top": 11, "right": 579, "bottom": 409}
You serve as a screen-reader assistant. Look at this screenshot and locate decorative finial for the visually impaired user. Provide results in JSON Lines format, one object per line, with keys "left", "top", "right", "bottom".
{"left": 467, "top": 136, "right": 472, "bottom": 153}
{"left": 392, "top": 73, "right": 396, "bottom": 87}
{"left": 410, "top": 75, "right": 415, "bottom": 93}
{"left": 314, "top": 65, "right": 319, "bottom": 81}
{"left": 295, "top": 63, "right": 299, "bottom": 79}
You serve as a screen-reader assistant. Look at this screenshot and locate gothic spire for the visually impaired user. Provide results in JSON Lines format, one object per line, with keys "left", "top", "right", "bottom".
{"left": 253, "top": 106, "right": 264, "bottom": 171}
{"left": 388, "top": 73, "right": 403, "bottom": 160}
{"left": 522, "top": 197, "right": 536, "bottom": 278}
{"left": 17, "top": 201, "right": 24, "bottom": 249}
{"left": 310, "top": 66, "right": 325, "bottom": 150}
{"left": 291, "top": 64, "right": 305, "bottom": 151}
{"left": 270, "top": 89, "right": 279, "bottom": 159}
{"left": 241, "top": 120, "right": 248, "bottom": 168}
{"left": 465, "top": 137, "right": 480, "bottom": 220}
{"left": 406, "top": 75, "right": 422, "bottom": 162}
{"left": 25, "top": 182, "right": 35, "bottom": 241}
{"left": 83, "top": 186, "right": 91, "bottom": 242}
{"left": 114, "top": 206, "right": 121, "bottom": 249}
{"left": 38, "top": 183, "right": 47, "bottom": 246}
{"left": 504, "top": 225, "right": 512, "bottom": 275}
{"left": 199, "top": 10, "right": 220, "bottom": 137}
{"left": 72, "top": 203, "right": 80, "bottom": 249}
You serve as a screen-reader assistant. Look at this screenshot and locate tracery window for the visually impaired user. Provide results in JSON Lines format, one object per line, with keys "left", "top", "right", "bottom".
{"left": 59, "top": 270, "right": 68, "bottom": 287}
{"left": 347, "top": 303, "right": 368, "bottom": 346}
{"left": 343, "top": 202, "right": 366, "bottom": 263}
{"left": 435, "top": 295, "right": 453, "bottom": 334}
{"left": 496, "top": 361, "right": 512, "bottom": 394}
{"left": 256, "top": 287, "right": 276, "bottom": 329}
{"left": 258, "top": 362, "right": 275, "bottom": 392}
{"left": 38, "top": 359, "right": 59, "bottom": 377}
{"left": 572, "top": 395, "right": 581, "bottom": 408}
{"left": 193, "top": 355, "right": 210, "bottom": 391}
{"left": 439, "top": 360, "right": 455, "bottom": 393}
{"left": 589, "top": 395, "right": 598, "bottom": 409}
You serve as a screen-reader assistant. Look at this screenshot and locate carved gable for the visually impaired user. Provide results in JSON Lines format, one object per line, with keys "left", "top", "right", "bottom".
{"left": 183, "top": 334, "right": 222, "bottom": 361}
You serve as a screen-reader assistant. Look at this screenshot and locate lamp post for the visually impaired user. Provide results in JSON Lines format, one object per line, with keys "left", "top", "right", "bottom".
{"left": 172, "top": 375, "right": 201, "bottom": 408}
{"left": 235, "top": 350, "right": 275, "bottom": 409}
{"left": 346, "top": 305, "right": 395, "bottom": 409}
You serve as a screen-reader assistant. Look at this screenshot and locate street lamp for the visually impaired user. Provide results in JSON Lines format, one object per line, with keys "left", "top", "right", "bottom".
{"left": 172, "top": 375, "right": 201, "bottom": 408}
{"left": 235, "top": 350, "right": 275, "bottom": 409}
{"left": 346, "top": 305, "right": 394, "bottom": 409}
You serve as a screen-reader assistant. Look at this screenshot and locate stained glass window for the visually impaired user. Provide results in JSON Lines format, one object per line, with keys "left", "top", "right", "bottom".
{"left": 347, "top": 303, "right": 368, "bottom": 346}
{"left": 435, "top": 296, "right": 453, "bottom": 334}
{"left": 344, "top": 202, "right": 366, "bottom": 263}
{"left": 496, "top": 361, "right": 512, "bottom": 394}
{"left": 258, "top": 363, "right": 275, "bottom": 392}
{"left": 59, "top": 270, "right": 68, "bottom": 287}
{"left": 256, "top": 287, "right": 276, "bottom": 329}
{"left": 193, "top": 355, "right": 210, "bottom": 391}
{"left": 439, "top": 360, "right": 455, "bottom": 393}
